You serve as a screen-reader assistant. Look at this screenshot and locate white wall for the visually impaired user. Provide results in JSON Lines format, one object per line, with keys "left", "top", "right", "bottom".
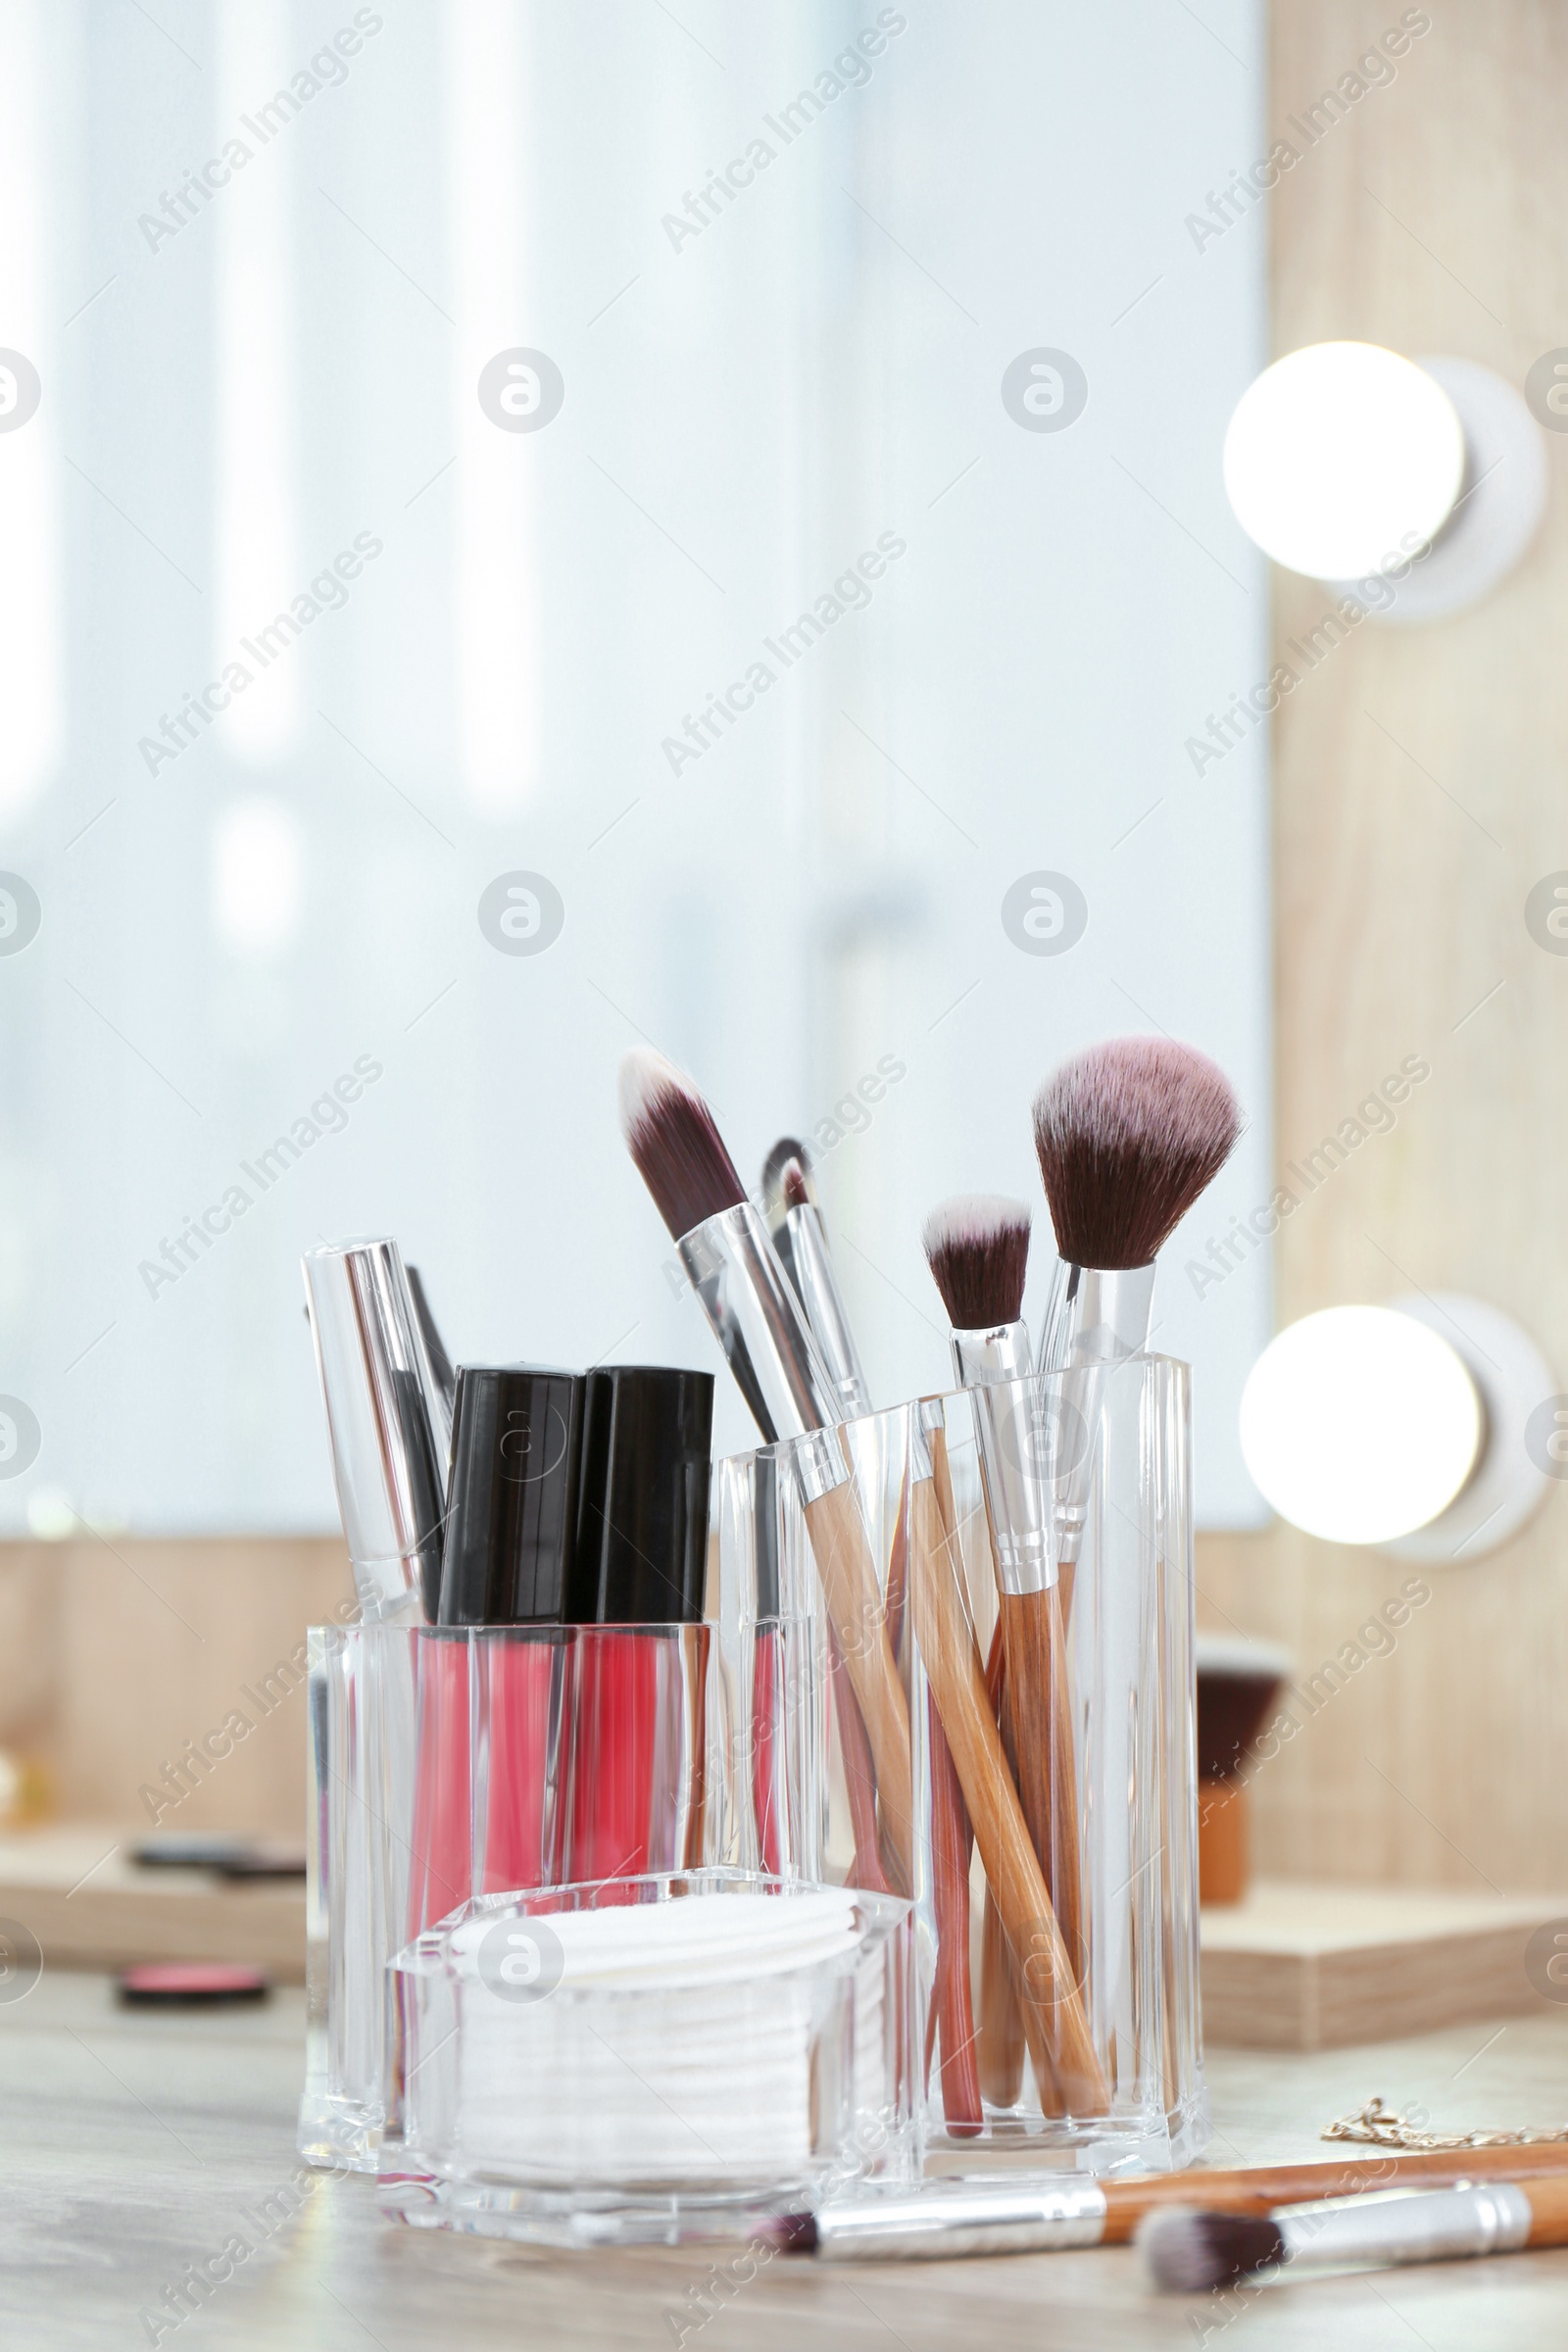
{"left": 0, "top": 0, "right": 1269, "bottom": 1533}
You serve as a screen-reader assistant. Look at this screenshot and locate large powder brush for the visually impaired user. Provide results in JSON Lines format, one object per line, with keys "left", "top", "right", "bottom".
{"left": 1033, "top": 1036, "right": 1242, "bottom": 1276}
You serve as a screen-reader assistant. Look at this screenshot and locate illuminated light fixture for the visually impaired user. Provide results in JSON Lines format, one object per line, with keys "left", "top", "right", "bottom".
{"left": 1224, "top": 342, "right": 1464, "bottom": 579}
{"left": 1241, "top": 1305, "right": 1479, "bottom": 1545}
{"left": 1240, "top": 1295, "right": 1554, "bottom": 1560}
{"left": 211, "top": 797, "right": 304, "bottom": 956}
{"left": 1223, "top": 341, "right": 1545, "bottom": 619}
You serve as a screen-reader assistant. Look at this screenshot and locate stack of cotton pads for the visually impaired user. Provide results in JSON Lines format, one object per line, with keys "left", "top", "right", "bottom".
{"left": 446, "top": 1888, "right": 878, "bottom": 2185}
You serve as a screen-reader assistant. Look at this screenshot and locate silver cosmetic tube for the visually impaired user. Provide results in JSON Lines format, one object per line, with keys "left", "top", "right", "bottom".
{"left": 783, "top": 1201, "right": 872, "bottom": 1420}
{"left": 793, "top": 2179, "right": 1109, "bottom": 2260}
{"left": 949, "top": 1321, "right": 1054, "bottom": 1594}
{"left": 1274, "top": 2182, "right": 1532, "bottom": 2272}
{"left": 678, "top": 1202, "right": 848, "bottom": 1501}
{"left": 302, "top": 1240, "right": 453, "bottom": 1624}
{"left": 1036, "top": 1260, "right": 1158, "bottom": 1568}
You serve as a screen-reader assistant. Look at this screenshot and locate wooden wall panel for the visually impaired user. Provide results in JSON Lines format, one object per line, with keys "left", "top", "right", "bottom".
{"left": 0, "top": 1539, "right": 352, "bottom": 1838}
{"left": 1198, "top": 0, "right": 1568, "bottom": 1893}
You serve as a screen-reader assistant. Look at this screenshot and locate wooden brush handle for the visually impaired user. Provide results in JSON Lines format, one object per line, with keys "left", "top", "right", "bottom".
{"left": 826, "top": 1621, "right": 891, "bottom": 1895}
{"left": 1101, "top": 2148, "right": 1568, "bottom": 2239}
{"left": 804, "top": 1479, "right": 913, "bottom": 1887}
{"left": 928, "top": 1688, "right": 982, "bottom": 2134}
{"left": 906, "top": 1471, "right": 1106, "bottom": 2114}
{"left": 750, "top": 1627, "right": 781, "bottom": 1875}
{"left": 1000, "top": 1587, "right": 1086, "bottom": 2004}
{"left": 1526, "top": 2177, "right": 1568, "bottom": 2245}
{"left": 978, "top": 1882, "right": 1026, "bottom": 2108}
{"left": 977, "top": 1616, "right": 1026, "bottom": 2108}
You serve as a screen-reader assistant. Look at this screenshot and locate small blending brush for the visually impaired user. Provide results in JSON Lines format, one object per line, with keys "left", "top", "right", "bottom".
{"left": 1139, "top": 2176, "right": 1568, "bottom": 2291}
{"left": 766, "top": 2147, "right": 1568, "bottom": 2261}
{"left": 923, "top": 1194, "right": 1091, "bottom": 2116}
{"left": 1032, "top": 1039, "right": 1241, "bottom": 1579}
{"left": 761, "top": 1140, "right": 872, "bottom": 1420}
{"left": 619, "top": 1051, "right": 911, "bottom": 1884}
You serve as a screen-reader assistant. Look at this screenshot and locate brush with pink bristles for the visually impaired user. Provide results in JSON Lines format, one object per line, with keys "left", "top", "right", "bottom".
{"left": 1029, "top": 1037, "right": 1240, "bottom": 1583}
{"left": 1033, "top": 1037, "right": 1241, "bottom": 1376}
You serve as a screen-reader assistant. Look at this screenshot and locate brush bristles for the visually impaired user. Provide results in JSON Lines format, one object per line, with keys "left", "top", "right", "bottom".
{"left": 1032, "top": 1038, "right": 1241, "bottom": 1271}
{"left": 782, "top": 1157, "right": 810, "bottom": 1212}
{"left": 761, "top": 1135, "right": 816, "bottom": 1225}
{"left": 1137, "top": 2208, "right": 1286, "bottom": 2292}
{"left": 617, "top": 1049, "right": 747, "bottom": 1242}
{"left": 921, "top": 1194, "right": 1032, "bottom": 1330}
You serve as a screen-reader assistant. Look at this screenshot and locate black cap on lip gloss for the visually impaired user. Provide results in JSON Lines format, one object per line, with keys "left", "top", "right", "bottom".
{"left": 569, "top": 1366, "right": 713, "bottom": 1625}
{"left": 437, "top": 1366, "right": 584, "bottom": 1626}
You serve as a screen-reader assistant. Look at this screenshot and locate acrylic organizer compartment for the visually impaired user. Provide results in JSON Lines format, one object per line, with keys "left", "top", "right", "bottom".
{"left": 716, "top": 1354, "right": 1206, "bottom": 2176}
{"left": 300, "top": 1617, "right": 724, "bottom": 2173}
{"left": 378, "top": 1870, "right": 915, "bottom": 2246}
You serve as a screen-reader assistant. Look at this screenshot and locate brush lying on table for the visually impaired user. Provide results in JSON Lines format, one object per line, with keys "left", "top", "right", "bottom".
{"left": 1139, "top": 2175, "right": 1568, "bottom": 2290}
{"left": 619, "top": 1051, "right": 911, "bottom": 1887}
{"left": 767, "top": 2146, "right": 1568, "bottom": 2260}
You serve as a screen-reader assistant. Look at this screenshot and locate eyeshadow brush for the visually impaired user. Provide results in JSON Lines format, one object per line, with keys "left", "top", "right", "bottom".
{"left": 761, "top": 1141, "right": 872, "bottom": 1420}
{"left": 923, "top": 1194, "right": 1089, "bottom": 2111}
{"left": 1140, "top": 2175, "right": 1568, "bottom": 2291}
{"left": 619, "top": 1051, "right": 911, "bottom": 1886}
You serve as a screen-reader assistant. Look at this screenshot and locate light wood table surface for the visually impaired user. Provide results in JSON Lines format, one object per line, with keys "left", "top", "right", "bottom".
{"left": 6, "top": 1972, "right": 1568, "bottom": 2350}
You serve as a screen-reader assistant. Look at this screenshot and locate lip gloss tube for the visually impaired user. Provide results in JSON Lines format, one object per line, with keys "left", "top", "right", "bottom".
{"left": 564, "top": 1365, "right": 713, "bottom": 1892}
{"left": 415, "top": 1365, "right": 585, "bottom": 1930}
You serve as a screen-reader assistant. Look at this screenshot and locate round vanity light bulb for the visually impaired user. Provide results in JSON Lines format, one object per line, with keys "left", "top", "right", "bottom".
{"left": 1223, "top": 342, "right": 1466, "bottom": 580}
{"left": 1240, "top": 1305, "right": 1483, "bottom": 1545}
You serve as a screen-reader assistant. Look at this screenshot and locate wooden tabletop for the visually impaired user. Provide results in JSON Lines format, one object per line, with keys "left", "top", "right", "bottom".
{"left": 6, "top": 1969, "right": 1568, "bottom": 2350}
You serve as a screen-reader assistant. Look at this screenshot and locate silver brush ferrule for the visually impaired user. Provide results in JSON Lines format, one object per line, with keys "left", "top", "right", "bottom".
{"left": 1277, "top": 2182, "right": 1532, "bottom": 2272}
{"left": 949, "top": 1322, "right": 1053, "bottom": 1594}
{"left": 783, "top": 1202, "right": 872, "bottom": 1420}
{"left": 679, "top": 1203, "right": 848, "bottom": 1502}
{"left": 1036, "top": 1262, "right": 1157, "bottom": 1570}
{"left": 1038, "top": 1260, "right": 1157, "bottom": 1373}
{"left": 798, "top": 2180, "right": 1108, "bottom": 2260}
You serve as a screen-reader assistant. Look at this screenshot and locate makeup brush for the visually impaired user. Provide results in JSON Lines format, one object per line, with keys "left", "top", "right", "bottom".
{"left": 906, "top": 1398, "right": 1105, "bottom": 2114}
{"left": 922, "top": 1193, "right": 1034, "bottom": 2108}
{"left": 406, "top": 1264, "right": 457, "bottom": 1419}
{"left": 1032, "top": 1039, "right": 1241, "bottom": 1576}
{"left": 760, "top": 1140, "right": 872, "bottom": 1420}
{"left": 766, "top": 2146, "right": 1568, "bottom": 2261}
{"left": 619, "top": 1050, "right": 911, "bottom": 1883}
{"left": 1139, "top": 2177, "right": 1568, "bottom": 2291}
{"left": 1194, "top": 1631, "right": 1292, "bottom": 1904}
{"left": 923, "top": 1194, "right": 1089, "bottom": 2111}
{"left": 1034, "top": 1037, "right": 1242, "bottom": 1374}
